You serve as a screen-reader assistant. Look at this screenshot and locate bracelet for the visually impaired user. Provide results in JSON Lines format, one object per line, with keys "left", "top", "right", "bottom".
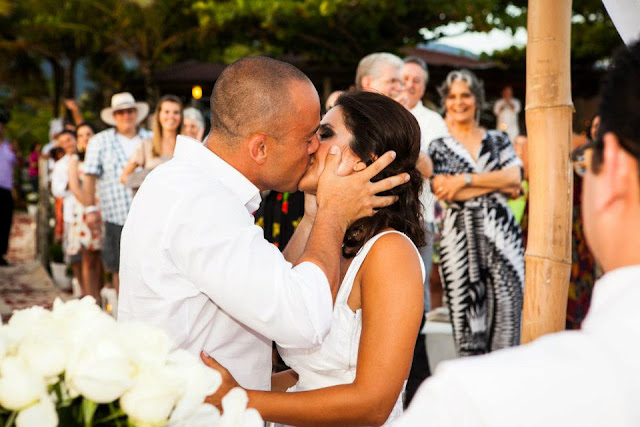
{"left": 85, "top": 205, "right": 100, "bottom": 214}
{"left": 464, "top": 173, "right": 472, "bottom": 187}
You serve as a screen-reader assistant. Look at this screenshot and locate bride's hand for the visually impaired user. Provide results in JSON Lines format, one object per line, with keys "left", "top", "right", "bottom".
{"left": 200, "top": 351, "right": 241, "bottom": 411}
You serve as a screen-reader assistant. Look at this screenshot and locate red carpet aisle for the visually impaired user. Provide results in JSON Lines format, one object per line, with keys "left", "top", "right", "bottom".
{"left": 0, "top": 211, "right": 71, "bottom": 322}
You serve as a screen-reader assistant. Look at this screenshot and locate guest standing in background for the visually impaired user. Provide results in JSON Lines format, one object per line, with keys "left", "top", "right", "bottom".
{"left": 68, "top": 122, "right": 104, "bottom": 302}
{"left": 566, "top": 115, "right": 600, "bottom": 329}
{"left": 51, "top": 130, "right": 83, "bottom": 287}
{"left": 427, "top": 69, "right": 524, "bottom": 356}
{"left": 81, "top": 92, "right": 151, "bottom": 294}
{"left": 28, "top": 143, "right": 41, "bottom": 193}
{"left": 120, "top": 95, "right": 183, "bottom": 187}
{"left": 0, "top": 109, "right": 16, "bottom": 267}
{"left": 493, "top": 85, "right": 521, "bottom": 144}
{"left": 181, "top": 107, "right": 205, "bottom": 142}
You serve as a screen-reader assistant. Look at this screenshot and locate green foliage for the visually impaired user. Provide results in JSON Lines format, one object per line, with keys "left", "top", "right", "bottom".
{"left": 481, "top": 1, "right": 620, "bottom": 69}
{"left": 3, "top": 97, "right": 53, "bottom": 153}
{"left": 0, "top": 0, "right": 625, "bottom": 139}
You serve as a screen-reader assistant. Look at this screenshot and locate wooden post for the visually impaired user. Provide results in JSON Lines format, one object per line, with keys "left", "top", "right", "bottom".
{"left": 37, "top": 156, "right": 51, "bottom": 269}
{"left": 521, "top": 0, "right": 574, "bottom": 343}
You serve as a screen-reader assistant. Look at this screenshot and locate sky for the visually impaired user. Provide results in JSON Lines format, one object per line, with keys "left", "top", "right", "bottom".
{"left": 423, "top": 22, "right": 529, "bottom": 56}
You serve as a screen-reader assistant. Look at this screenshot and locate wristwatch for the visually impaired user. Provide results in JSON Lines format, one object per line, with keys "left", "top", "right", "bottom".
{"left": 464, "top": 173, "right": 472, "bottom": 187}
{"left": 85, "top": 205, "right": 100, "bottom": 214}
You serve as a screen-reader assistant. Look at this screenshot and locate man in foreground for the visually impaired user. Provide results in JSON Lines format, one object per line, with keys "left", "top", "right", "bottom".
{"left": 397, "top": 41, "right": 640, "bottom": 426}
{"left": 118, "top": 57, "right": 406, "bottom": 391}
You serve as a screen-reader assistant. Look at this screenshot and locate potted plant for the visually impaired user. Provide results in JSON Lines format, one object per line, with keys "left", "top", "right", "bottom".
{"left": 48, "top": 242, "right": 70, "bottom": 289}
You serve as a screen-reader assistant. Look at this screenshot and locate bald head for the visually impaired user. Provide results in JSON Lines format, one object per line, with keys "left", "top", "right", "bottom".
{"left": 209, "top": 57, "right": 313, "bottom": 145}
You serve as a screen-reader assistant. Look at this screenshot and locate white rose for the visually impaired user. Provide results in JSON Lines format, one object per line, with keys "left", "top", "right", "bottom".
{"left": 169, "top": 403, "right": 220, "bottom": 427}
{"left": 218, "top": 388, "right": 263, "bottom": 427}
{"left": 7, "top": 306, "right": 51, "bottom": 343}
{"left": 0, "top": 328, "right": 9, "bottom": 360}
{"left": 0, "top": 357, "right": 46, "bottom": 410}
{"left": 116, "top": 321, "right": 172, "bottom": 372}
{"left": 18, "top": 321, "right": 69, "bottom": 381}
{"left": 52, "top": 297, "right": 114, "bottom": 350}
{"left": 120, "top": 368, "right": 181, "bottom": 426}
{"left": 15, "top": 394, "right": 58, "bottom": 427}
{"left": 166, "top": 350, "right": 221, "bottom": 424}
{"left": 65, "top": 331, "right": 134, "bottom": 403}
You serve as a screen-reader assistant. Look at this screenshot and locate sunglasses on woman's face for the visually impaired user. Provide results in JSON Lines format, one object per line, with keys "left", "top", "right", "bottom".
{"left": 570, "top": 139, "right": 597, "bottom": 177}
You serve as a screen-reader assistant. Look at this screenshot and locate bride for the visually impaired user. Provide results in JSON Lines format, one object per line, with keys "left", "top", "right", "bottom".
{"left": 203, "top": 90, "right": 426, "bottom": 426}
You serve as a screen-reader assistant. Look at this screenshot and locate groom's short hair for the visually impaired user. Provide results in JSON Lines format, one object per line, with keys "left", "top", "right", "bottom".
{"left": 209, "top": 56, "right": 312, "bottom": 144}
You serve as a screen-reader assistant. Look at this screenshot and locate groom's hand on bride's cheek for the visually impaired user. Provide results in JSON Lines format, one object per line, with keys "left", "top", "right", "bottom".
{"left": 200, "top": 351, "right": 241, "bottom": 410}
{"left": 317, "top": 147, "right": 407, "bottom": 227}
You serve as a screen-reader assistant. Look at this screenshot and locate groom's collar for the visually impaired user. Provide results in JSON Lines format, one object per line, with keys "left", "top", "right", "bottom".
{"left": 173, "top": 135, "right": 262, "bottom": 214}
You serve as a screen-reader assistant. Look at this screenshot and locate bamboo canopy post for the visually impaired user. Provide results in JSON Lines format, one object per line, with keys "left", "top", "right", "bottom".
{"left": 521, "top": 0, "right": 574, "bottom": 343}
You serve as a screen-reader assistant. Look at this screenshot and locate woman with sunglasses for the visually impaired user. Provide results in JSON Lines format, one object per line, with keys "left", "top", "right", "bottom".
{"left": 426, "top": 69, "right": 525, "bottom": 356}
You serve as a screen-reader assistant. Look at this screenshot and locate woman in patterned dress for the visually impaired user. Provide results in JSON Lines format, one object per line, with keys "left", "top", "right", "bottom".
{"left": 68, "top": 122, "right": 103, "bottom": 301}
{"left": 426, "top": 69, "right": 525, "bottom": 356}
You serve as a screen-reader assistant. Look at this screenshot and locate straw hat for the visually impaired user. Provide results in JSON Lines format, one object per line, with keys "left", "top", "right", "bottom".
{"left": 100, "top": 92, "right": 149, "bottom": 126}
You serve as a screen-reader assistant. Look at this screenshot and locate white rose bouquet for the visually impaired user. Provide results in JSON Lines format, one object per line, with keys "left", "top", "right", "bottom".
{"left": 0, "top": 297, "right": 263, "bottom": 427}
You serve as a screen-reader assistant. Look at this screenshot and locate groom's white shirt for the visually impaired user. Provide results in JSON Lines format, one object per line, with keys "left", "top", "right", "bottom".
{"left": 118, "top": 136, "right": 333, "bottom": 391}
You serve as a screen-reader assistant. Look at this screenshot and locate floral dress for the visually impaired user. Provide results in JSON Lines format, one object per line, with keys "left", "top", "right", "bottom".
{"left": 428, "top": 130, "right": 525, "bottom": 356}
{"left": 66, "top": 161, "right": 103, "bottom": 255}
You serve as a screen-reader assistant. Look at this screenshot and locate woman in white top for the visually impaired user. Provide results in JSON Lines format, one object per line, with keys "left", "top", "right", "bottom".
{"left": 203, "top": 91, "right": 426, "bottom": 426}
{"left": 120, "top": 94, "right": 183, "bottom": 186}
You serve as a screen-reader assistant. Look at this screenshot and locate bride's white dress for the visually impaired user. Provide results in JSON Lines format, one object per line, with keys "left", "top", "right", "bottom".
{"left": 277, "top": 230, "right": 424, "bottom": 426}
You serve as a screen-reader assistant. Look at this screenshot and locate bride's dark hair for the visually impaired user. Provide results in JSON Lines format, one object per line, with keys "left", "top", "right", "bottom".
{"left": 335, "top": 91, "right": 425, "bottom": 258}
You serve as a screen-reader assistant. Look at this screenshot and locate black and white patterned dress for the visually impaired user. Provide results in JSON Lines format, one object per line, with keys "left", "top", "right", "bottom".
{"left": 428, "top": 130, "right": 525, "bottom": 356}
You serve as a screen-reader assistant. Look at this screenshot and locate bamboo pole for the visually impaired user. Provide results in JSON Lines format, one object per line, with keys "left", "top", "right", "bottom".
{"left": 521, "top": 0, "right": 574, "bottom": 343}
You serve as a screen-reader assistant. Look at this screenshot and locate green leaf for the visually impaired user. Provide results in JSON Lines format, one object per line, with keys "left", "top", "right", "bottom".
{"left": 3, "top": 411, "right": 17, "bottom": 427}
{"left": 81, "top": 398, "right": 99, "bottom": 427}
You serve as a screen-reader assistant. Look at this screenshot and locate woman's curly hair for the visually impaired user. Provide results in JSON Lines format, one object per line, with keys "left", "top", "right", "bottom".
{"left": 335, "top": 91, "right": 425, "bottom": 258}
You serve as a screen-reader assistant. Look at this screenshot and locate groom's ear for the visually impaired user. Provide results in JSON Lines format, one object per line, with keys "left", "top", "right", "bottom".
{"left": 247, "top": 133, "right": 269, "bottom": 165}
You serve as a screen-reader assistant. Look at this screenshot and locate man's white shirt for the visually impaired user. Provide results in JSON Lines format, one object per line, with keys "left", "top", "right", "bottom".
{"left": 396, "top": 265, "right": 640, "bottom": 427}
{"left": 409, "top": 101, "right": 449, "bottom": 223}
{"left": 118, "top": 136, "right": 333, "bottom": 391}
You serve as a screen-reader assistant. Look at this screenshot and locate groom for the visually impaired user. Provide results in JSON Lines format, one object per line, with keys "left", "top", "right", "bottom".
{"left": 118, "top": 57, "right": 406, "bottom": 391}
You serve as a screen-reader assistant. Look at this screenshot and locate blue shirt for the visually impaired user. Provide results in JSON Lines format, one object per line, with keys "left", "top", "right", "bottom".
{"left": 0, "top": 141, "right": 16, "bottom": 191}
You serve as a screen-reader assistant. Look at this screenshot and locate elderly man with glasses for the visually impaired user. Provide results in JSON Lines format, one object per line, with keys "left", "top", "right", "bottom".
{"left": 396, "top": 40, "right": 640, "bottom": 427}
{"left": 79, "top": 92, "right": 151, "bottom": 296}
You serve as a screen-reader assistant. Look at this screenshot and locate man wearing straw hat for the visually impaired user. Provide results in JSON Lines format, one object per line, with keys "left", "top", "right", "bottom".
{"left": 82, "top": 92, "right": 151, "bottom": 294}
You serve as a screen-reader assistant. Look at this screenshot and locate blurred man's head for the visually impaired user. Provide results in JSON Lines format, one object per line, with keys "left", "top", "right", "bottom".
{"left": 402, "top": 57, "right": 428, "bottom": 110}
{"left": 501, "top": 86, "right": 513, "bottom": 100}
{"left": 207, "top": 56, "right": 321, "bottom": 193}
{"left": 573, "top": 41, "right": 640, "bottom": 271}
{"left": 355, "top": 53, "right": 404, "bottom": 99}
